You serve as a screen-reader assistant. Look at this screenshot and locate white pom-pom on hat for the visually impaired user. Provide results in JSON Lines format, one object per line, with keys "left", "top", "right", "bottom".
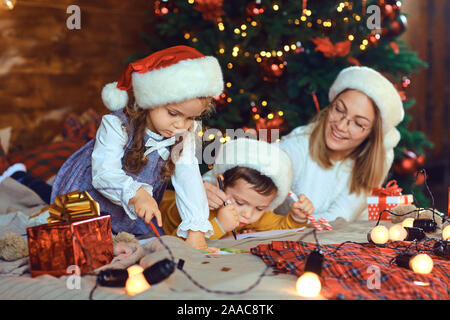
{"left": 101, "top": 82, "right": 129, "bottom": 111}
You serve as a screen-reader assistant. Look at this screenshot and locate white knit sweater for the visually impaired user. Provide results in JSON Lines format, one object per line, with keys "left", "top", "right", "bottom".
{"left": 274, "top": 125, "right": 368, "bottom": 222}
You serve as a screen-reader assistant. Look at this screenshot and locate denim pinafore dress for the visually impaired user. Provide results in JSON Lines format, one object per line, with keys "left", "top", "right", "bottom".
{"left": 50, "top": 110, "right": 168, "bottom": 236}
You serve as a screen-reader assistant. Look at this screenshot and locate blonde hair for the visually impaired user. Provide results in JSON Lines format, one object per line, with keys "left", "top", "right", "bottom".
{"left": 309, "top": 94, "right": 386, "bottom": 195}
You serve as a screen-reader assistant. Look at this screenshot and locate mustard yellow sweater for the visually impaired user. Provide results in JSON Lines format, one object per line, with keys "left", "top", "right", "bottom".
{"left": 160, "top": 190, "right": 307, "bottom": 239}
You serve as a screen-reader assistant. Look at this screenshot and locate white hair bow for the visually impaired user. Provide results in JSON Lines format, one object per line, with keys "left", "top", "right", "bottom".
{"left": 143, "top": 136, "right": 176, "bottom": 160}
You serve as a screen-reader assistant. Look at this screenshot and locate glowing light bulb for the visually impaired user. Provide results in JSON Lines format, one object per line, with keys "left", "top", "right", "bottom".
{"left": 369, "top": 226, "right": 389, "bottom": 244}
{"left": 125, "top": 265, "right": 150, "bottom": 296}
{"left": 296, "top": 272, "right": 321, "bottom": 298}
{"left": 443, "top": 225, "right": 450, "bottom": 240}
{"left": 410, "top": 254, "right": 433, "bottom": 275}
{"left": 1, "top": 0, "right": 16, "bottom": 10}
{"left": 389, "top": 224, "right": 407, "bottom": 241}
{"left": 402, "top": 218, "right": 414, "bottom": 228}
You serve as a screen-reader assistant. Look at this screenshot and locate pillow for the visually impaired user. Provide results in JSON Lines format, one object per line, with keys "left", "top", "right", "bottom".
{"left": 7, "top": 139, "right": 84, "bottom": 182}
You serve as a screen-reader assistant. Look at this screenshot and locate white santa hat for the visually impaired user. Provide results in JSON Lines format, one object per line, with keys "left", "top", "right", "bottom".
{"left": 101, "top": 45, "right": 224, "bottom": 110}
{"left": 207, "top": 138, "right": 293, "bottom": 211}
{"left": 328, "top": 66, "right": 404, "bottom": 178}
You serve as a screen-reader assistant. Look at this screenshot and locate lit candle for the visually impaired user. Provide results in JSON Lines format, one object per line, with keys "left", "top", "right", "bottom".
{"left": 125, "top": 265, "right": 151, "bottom": 296}
{"left": 410, "top": 254, "right": 433, "bottom": 275}
{"left": 369, "top": 226, "right": 389, "bottom": 244}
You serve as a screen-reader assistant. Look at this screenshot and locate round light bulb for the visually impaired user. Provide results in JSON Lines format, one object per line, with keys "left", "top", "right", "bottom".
{"left": 389, "top": 224, "right": 408, "bottom": 241}
{"left": 125, "top": 265, "right": 151, "bottom": 296}
{"left": 410, "top": 254, "right": 433, "bottom": 275}
{"left": 370, "top": 226, "right": 389, "bottom": 244}
{"left": 401, "top": 218, "right": 414, "bottom": 228}
{"left": 296, "top": 272, "right": 321, "bottom": 298}
{"left": 442, "top": 224, "right": 450, "bottom": 240}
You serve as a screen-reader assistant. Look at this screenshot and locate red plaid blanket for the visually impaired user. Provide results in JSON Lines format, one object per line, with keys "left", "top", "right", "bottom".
{"left": 7, "top": 139, "right": 84, "bottom": 182}
{"left": 251, "top": 240, "right": 450, "bottom": 300}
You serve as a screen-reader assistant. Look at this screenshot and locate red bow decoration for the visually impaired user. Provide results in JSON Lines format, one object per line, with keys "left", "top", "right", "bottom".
{"left": 255, "top": 114, "right": 286, "bottom": 142}
{"left": 372, "top": 180, "right": 403, "bottom": 196}
{"left": 193, "top": 0, "right": 225, "bottom": 22}
{"left": 311, "top": 37, "right": 351, "bottom": 58}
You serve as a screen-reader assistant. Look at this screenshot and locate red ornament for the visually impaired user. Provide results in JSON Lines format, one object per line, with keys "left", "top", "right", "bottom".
{"left": 379, "top": 0, "right": 401, "bottom": 21}
{"left": 416, "top": 154, "right": 426, "bottom": 167}
{"left": 382, "top": 14, "right": 407, "bottom": 37}
{"left": 394, "top": 150, "right": 422, "bottom": 176}
{"left": 193, "top": 0, "right": 225, "bottom": 22}
{"left": 246, "top": 1, "right": 265, "bottom": 17}
{"left": 213, "top": 90, "right": 228, "bottom": 112}
{"left": 255, "top": 114, "right": 286, "bottom": 142}
{"left": 414, "top": 171, "right": 427, "bottom": 185}
{"left": 260, "top": 56, "right": 286, "bottom": 82}
{"left": 154, "top": 0, "right": 176, "bottom": 16}
{"left": 402, "top": 76, "right": 411, "bottom": 88}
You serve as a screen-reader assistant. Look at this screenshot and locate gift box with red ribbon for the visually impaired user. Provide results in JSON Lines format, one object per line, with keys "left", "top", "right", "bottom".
{"left": 27, "top": 190, "right": 114, "bottom": 277}
{"left": 367, "top": 180, "right": 413, "bottom": 221}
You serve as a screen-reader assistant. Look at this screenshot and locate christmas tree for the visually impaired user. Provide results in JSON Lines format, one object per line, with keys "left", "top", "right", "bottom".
{"left": 132, "top": 0, "right": 433, "bottom": 206}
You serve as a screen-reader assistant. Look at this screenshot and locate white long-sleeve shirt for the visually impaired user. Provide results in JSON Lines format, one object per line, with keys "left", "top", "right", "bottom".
{"left": 91, "top": 114, "right": 213, "bottom": 238}
{"left": 275, "top": 125, "right": 368, "bottom": 222}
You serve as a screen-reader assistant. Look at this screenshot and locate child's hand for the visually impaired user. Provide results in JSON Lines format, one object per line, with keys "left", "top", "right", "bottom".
{"left": 185, "top": 230, "right": 218, "bottom": 253}
{"left": 204, "top": 181, "right": 228, "bottom": 210}
{"left": 129, "top": 187, "right": 162, "bottom": 227}
{"left": 290, "top": 194, "right": 314, "bottom": 221}
{"left": 216, "top": 197, "right": 239, "bottom": 233}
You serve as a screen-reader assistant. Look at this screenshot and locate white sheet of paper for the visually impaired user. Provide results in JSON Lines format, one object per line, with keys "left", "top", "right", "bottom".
{"left": 226, "top": 227, "right": 306, "bottom": 240}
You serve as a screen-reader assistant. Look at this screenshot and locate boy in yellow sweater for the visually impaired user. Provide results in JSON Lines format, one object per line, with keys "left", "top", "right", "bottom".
{"left": 160, "top": 138, "right": 313, "bottom": 239}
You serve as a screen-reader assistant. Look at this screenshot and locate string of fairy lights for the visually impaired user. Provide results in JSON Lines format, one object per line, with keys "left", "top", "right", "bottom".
{"left": 177, "top": 0, "right": 387, "bottom": 143}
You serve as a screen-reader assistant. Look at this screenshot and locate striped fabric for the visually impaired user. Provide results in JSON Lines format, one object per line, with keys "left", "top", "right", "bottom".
{"left": 251, "top": 240, "right": 450, "bottom": 300}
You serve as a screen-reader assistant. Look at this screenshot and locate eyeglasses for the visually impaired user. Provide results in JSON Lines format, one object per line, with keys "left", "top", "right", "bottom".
{"left": 328, "top": 103, "right": 372, "bottom": 135}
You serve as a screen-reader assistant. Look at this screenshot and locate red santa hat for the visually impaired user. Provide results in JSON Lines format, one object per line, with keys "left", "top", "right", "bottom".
{"left": 101, "top": 45, "right": 224, "bottom": 110}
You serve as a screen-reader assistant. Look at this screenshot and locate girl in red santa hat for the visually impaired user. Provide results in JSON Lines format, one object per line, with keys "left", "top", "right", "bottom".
{"left": 51, "top": 45, "right": 224, "bottom": 252}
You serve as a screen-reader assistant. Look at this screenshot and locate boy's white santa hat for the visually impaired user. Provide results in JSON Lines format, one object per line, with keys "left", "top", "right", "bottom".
{"left": 328, "top": 66, "right": 404, "bottom": 179}
{"left": 207, "top": 138, "right": 293, "bottom": 211}
{"left": 101, "top": 45, "right": 224, "bottom": 110}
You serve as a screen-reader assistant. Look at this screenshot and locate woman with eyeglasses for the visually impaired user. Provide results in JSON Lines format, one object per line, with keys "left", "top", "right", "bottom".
{"left": 203, "top": 66, "right": 405, "bottom": 223}
{"left": 271, "top": 66, "right": 405, "bottom": 221}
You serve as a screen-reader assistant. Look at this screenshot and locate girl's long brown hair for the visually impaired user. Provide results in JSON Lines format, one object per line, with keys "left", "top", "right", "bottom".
{"left": 309, "top": 93, "right": 386, "bottom": 195}
{"left": 122, "top": 94, "right": 214, "bottom": 181}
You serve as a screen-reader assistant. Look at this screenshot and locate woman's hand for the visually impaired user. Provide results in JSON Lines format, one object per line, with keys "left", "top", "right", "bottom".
{"left": 290, "top": 194, "right": 314, "bottom": 221}
{"left": 128, "top": 187, "right": 162, "bottom": 227}
{"left": 203, "top": 181, "right": 228, "bottom": 210}
{"left": 216, "top": 198, "right": 239, "bottom": 233}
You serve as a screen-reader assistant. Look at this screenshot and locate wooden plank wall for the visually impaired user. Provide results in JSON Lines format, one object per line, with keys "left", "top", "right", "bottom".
{"left": 0, "top": 0, "right": 152, "bottom": 152}
{"left": 401, "top": 0, "right": 449, "bottom": 211}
